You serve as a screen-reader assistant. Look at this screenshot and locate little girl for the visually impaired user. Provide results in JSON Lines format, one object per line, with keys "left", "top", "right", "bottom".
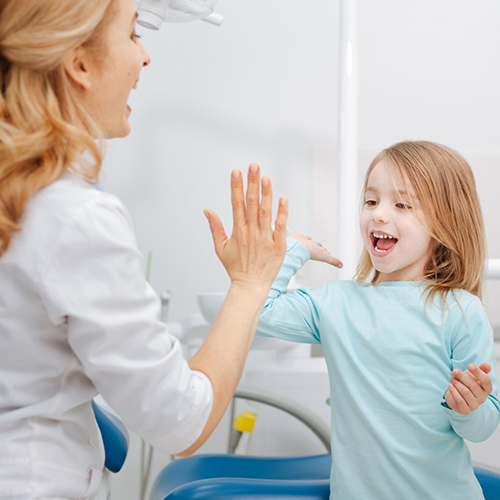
{"left": 256, "top": 141, "right": 500, "bottom": 500}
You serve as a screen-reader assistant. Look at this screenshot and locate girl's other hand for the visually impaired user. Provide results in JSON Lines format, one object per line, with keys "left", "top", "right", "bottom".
{"left": 445, "top": 363, "right": 493, "bottom": 415}
{"left": 289, "top": 232, "right": 343, "bottom": 269}
{"left": 204, "top": 164, "right": 289, "bottom": 290}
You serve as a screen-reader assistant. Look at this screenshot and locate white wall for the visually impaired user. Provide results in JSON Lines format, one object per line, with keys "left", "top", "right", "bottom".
{"left": 103, "top": 0, "right": 500, "bottom": 325}
{"left": 104, "top": 3, "right": 500, "bottom": 494}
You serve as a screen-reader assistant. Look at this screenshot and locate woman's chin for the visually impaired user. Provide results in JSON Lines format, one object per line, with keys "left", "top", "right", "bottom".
{"left": 117, "top": 124, "right": 132, "bottom": 138}
{"left": 107, "top": 120, "right": 132, "bottom": 139}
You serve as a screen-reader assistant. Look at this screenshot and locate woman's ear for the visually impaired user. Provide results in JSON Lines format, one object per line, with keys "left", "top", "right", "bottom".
{"left": 63, "top": 46, "right": 93, "bottom": 90}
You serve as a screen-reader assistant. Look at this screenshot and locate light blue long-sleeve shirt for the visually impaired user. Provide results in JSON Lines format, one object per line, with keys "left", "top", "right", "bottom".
{"left": 257, "top": 238, "right": 500, "bottom": 500}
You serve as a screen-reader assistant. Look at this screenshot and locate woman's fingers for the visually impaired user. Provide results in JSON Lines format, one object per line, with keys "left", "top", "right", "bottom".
{"left": 231, "top": 169, "right": 246, "bottom": 230}
{"left": 209, "top": 165, "right": 288, "bottom": 288}
{"left": 246, "top": 163, "right": 261, "bottom": 229}
{"left": 259, "top": 176, "right": 273, "bottom": 236}
{"left": 273, "top": 197, "right": 289, "bottom": 248}
{"left": 204, "top": 209, "right": 228, "bottom": 259}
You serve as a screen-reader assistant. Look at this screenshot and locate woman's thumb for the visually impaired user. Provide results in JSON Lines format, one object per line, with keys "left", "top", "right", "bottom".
{"left": 204, "top": 209, "right": 228, "bottom": 257}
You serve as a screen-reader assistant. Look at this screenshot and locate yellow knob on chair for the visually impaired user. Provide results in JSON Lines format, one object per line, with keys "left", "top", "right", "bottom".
{"left": 233, "top": 412, "right": 257, "bottom": 434}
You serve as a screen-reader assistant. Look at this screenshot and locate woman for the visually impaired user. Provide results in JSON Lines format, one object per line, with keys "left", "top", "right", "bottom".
{"left": 0, "top": 0, "right": 288, "bottom": 498}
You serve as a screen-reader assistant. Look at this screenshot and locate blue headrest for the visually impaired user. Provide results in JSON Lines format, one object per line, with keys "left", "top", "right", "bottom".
{"left": 474, "top": 465, "right": 500, "bottom": 500}
{"left": 92, "top": 399, "right": 129, "bottom": 473}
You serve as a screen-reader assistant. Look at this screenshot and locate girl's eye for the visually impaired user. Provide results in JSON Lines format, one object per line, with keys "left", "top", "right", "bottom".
{"left": 132, "top": 32, "right": 141, "bottom": 41}
{"left": 365, "top": 200, "right": 377, "bottom": 207}
{"left": 396, "top": 202, "right": 411, "bottom": 210}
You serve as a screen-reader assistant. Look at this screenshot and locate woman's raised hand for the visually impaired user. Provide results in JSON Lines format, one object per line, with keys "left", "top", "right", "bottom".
{"left": 181, "top": 164, "right": 287, "bottom": 457}
{"left": 204, "top": 164, "right": 289, "bottom": 289}
{"left": 289, "top": 232, "right": 343, "bottom": 268}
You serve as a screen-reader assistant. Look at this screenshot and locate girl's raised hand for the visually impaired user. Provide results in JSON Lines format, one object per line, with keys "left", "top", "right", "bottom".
{"left": 289, "top": 232, "right": 343, "bottom": 269}
{"left": 445, "top": 363, "right": 493, "bottom": 415}
{"left": 204, "top": 164, "right": 289, "bottom": 290}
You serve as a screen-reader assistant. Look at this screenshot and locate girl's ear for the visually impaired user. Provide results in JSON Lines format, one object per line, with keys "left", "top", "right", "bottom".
{"left": 63, "top": 46, "right": 93, "bottom": 90}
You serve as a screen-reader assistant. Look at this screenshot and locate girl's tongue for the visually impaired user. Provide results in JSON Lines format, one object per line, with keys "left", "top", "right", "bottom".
{"left": 376, "top": 237, "right": 397, "bottom": 251}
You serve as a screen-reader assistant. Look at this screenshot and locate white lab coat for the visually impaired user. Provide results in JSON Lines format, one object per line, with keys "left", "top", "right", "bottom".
{"left": 0, "top": 172, "right": 213, "bottom": 499}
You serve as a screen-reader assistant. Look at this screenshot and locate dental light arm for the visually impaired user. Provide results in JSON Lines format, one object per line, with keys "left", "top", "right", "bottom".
{"left": 137, "top": 0, "right": 223, "bottom": 30}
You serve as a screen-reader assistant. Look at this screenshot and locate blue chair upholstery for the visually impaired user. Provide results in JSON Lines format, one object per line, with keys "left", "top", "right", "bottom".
{"left": 157, "top": 478, "right": 331, "bottom": 500}
{"left": 149, "top": 454, "right": 332, "bottom": 500}
{"left": 149, "top": 452, "right": 500, "bottom": 500}
{"left": 92, "top": 399, "right": 129, "bottom": 473}
{"left": 475, "top": 466, "right": 500, "bottom": 500}
{"left": 91, "top": 396, "right": 500, "bottom": 499}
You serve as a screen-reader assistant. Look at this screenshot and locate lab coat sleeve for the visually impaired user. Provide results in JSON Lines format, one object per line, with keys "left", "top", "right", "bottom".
{"left": 36, "top": 194, "right": 213, "bottom": 455}
{"left": 256, "top": 237, "right": 323, "bottom": 344}
{"left": 442, "top": 297, "right": 500, "bottom": 442}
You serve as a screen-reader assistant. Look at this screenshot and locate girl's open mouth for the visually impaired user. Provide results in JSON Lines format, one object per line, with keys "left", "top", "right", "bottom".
{"left": 370, "top": 231, "right": 398, "bottom": 256}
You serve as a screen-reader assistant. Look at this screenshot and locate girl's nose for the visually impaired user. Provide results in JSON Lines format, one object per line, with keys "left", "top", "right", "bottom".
{"left": 372, "top": 204, "right": 389, "bottom": 223}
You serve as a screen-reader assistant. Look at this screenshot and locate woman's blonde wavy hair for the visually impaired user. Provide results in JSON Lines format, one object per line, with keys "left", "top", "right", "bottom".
{"left": 0, "top": 0, "right": 114, "bottom": 257}
{"left": 355, "top": 141, "right": 486, "bottom": 304}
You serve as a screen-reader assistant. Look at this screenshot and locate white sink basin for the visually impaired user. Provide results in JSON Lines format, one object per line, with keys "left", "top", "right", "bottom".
{"left": 196, "top": 292, "right": 310, "bottom": 356}
{"left": 196, "top": 292, "right": 227, "bottom": 326}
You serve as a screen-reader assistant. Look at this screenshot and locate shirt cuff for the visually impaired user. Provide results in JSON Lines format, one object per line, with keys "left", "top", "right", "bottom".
{"left": 150, "top": 370, "right": 214, "bottom": 455}
{"left": 286, "top": 237, "right": 311, "bottom": 261}
{"left": 440, "top": 392, "right": 451, "bottom": 410}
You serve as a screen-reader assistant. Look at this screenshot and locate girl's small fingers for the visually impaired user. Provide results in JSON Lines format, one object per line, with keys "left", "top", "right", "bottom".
{"left": 470, "top": 364, "right": 493, "bottom": 393}
{"left": 452, "top": 369, "right": 478, "bottom": 393}
{"left": 445, "top": 391, "right": 457, "bottom": 412}
{"left": 450, "top": 377, "right": 474, "bottom": 399}
{"left": 448, "top": 384, "right": 469, "bottom": 414}
{"left": 450, "top": 377, "right": 482, "bottom": 409}
{"left": 330, "top": 256, "right": 343, "bottom": 269}
{"left": 456, "top": 368, "right": 489, "bottom": 397}
{"left": 478, "top": 363, "right": 492, "bottom": 374}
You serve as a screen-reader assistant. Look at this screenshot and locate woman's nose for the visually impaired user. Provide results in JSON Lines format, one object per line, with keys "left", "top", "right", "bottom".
{"left": 140, "top": 43, "right": 151, "bottom": 67}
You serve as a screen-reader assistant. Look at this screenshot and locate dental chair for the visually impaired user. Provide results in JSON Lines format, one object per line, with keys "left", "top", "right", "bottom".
{"left": 91, "top": 398, "right": 130, "bottom": 499}
{"left": 93, "top": 389, "right": 500, "bottom": 500}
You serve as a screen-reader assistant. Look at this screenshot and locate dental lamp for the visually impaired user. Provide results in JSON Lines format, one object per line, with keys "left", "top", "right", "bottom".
{"left": 136, "top": 0, "right": 223, "bottom": 30}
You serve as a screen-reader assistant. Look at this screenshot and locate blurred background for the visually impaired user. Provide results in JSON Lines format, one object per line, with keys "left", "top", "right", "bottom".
{"left": 104, "top": 1, "right": 500, "bottom": 496}
{"left": 104, "top": 0, "right": 500, "bottom": 329}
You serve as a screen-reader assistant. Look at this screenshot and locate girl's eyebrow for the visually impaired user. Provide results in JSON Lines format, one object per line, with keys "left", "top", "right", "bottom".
{"left": 397, "top": 189, "right": 420, "bottom": 202}
{"left": 366, "top": 186, "right": 419, "bottom": 201}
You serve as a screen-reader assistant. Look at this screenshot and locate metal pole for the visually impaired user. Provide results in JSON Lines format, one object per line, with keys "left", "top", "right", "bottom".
{"left": 337, "top": 0, "right": 359, "bottom": 280}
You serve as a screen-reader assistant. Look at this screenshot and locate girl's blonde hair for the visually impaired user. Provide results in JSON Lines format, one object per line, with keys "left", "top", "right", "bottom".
{"left": 0, "top": 0, "right": 114, "bottom": 257}
{"left": 355, "top": 141, "right": 486, "bottom": 303}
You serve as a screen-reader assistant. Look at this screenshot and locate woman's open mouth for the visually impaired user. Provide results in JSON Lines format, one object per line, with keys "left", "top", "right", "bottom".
{"left": 370, "top": 231, "right": 398, "bottom": 256}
